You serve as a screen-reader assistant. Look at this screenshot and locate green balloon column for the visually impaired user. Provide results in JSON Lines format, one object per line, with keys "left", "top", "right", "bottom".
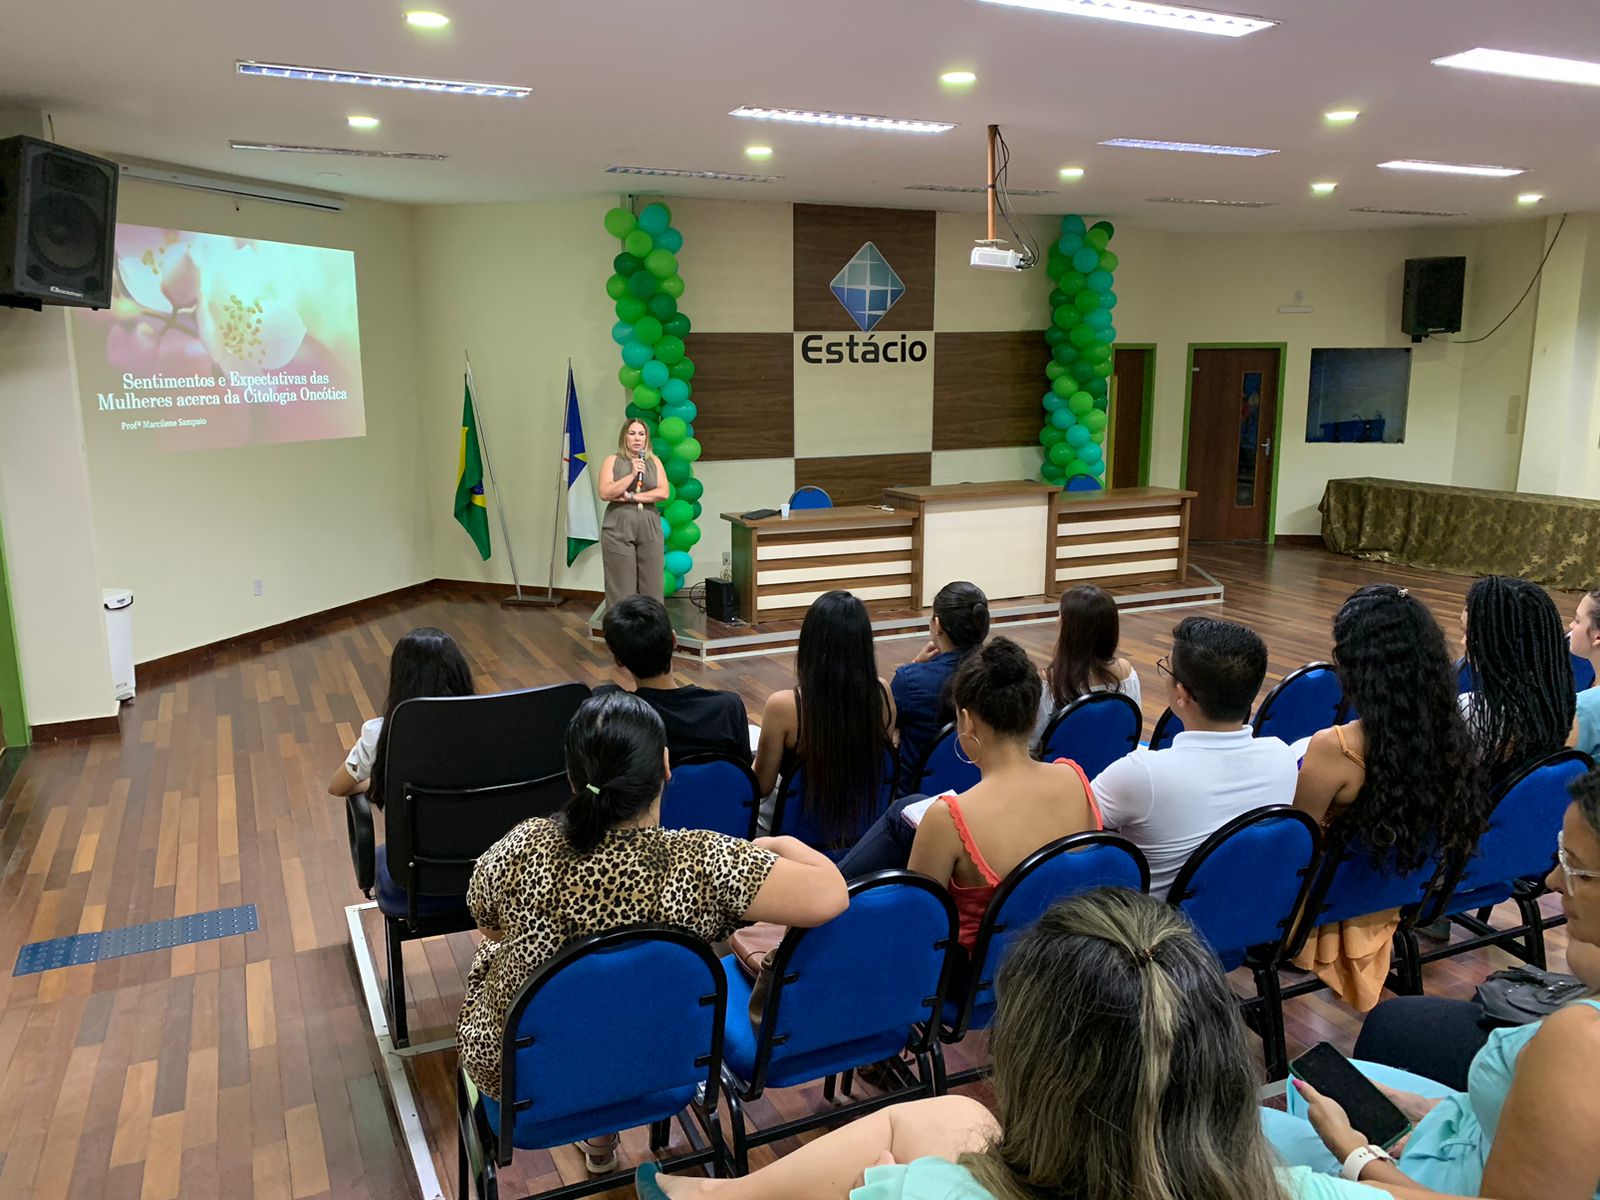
{"left": 602, "top": 202, "right": 702, "bottom": 597}
{"left": 1038, "top": 215, "right": 1118, "bottom": 488}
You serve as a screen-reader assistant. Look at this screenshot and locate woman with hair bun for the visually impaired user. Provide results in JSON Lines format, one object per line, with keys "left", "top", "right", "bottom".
{"left": 893, "top": 581, "right": 991, "bottom": 790}
{"left": 457, "top": 691, "right": 847, "bottom": 1171}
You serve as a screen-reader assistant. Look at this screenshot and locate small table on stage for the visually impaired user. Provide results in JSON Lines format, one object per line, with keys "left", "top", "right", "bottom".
{"left": 884, "top": 482, "right": 1060, "bottom": 606}
{"left": 723, "top": 506, "right": 921, "bottom": 623}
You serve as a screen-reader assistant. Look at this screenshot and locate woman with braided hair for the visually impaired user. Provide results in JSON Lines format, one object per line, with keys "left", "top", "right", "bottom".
{"left": 1461, "top": 575, "right": 1575, "bottom": 783}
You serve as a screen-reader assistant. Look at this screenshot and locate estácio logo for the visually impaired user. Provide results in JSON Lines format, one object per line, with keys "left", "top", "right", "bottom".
{"left": 805, "top": 241, "right": 928, "bottom": 364}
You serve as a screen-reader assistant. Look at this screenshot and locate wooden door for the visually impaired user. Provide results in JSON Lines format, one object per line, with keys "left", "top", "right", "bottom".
{"left": 1186, "top": 347, "right": 1280, "bottom": 540}
{"left": 1109, "top": 348, "right": 1149, "bottom": 489}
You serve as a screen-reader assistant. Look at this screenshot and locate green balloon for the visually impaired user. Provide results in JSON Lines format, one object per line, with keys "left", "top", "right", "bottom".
{"left": 627, "top": 270, "right": 658, "bottom": 299}
{"left": 1092, "top": 360, "right": 1114, "bottom": 378}
{"left": 1068, "top": 391, "right": 1095, "bottom": 416}
{"left": 638, "top": 202, "right": 672, "bottom": 235}
{"left": 678, "top": 477, "right": 704, "bottom": 503}
{"left": 1083, "top": 342, "right": 1111, "bottom": 365}
{"left": 664, "top": 499, "right": 693, "bottom": 527}
{"left": 654, "top": 335, "right": 685, "bottom": 365}
{"left": 1059, "top": 270, "right": 1087, "bottom": 293}
{"left": 1043, "top": 390, "right": 1065, "bottom": 411}
{"left": 1048, "top": 441, "right": 1073, "bottom": 466}
{"left": 644, "top": 248, "right": 677, "bottom": 279}
{"left": 1048, "top": 288, "right": 1069, "bottom": 309}
{"left": 664, "top": 313, "right": 691, "bottom": 339}
{"left": 659, "top": 274, "right": 685, "bottom": 299}
{"left": 1050, "top": 407, "right": 1075, "bottom": 430}
{"left": 624, "top": 229, "right": 654, "bottom": 258}
{"left": 605, "top": 273, "right": 629, "bottom": 300}
{"left": 1085, "top": 377, "right": 1108, "bottom": 398}
{"left": 625, "top": 402, "right": 646, "bottom": 420}
{"left": 1091, "top": 430, "right": 1105, "bottom": 445}
{"left": 1052, "top": 305, "right": 1078, "bottom": 330}
{"left": 1099, "top": 250, "right": 1120, "bottom": 272}
{"left": 1072, "top": 247, "right": 1101, "bottom": 274}
{"left": 1100, "top": 290, "right": 1119, "bottom": 310}
{"left": 1080, "top": 442, "right": 1103, "bottom": 463}
{"left": 1039, "top": 425, "right": 1066, "bottom": 447}
{"left": 1061, "top": 214, "right": 1087, "bottom": 236}
{"left": 1068, "top": 324, "right": 1096, "bottom": 349}
{"left": 1051, "top": 375, "right": 1075, "bottom": 399}
{"left": 1066, "top": 425, "right": 1091, "bottom": 448}
{"left": 632, "top": 316, "right": 664, "bottom": 345}
{"left": 665, "top": 456, "right": 691, "bottom": 485}
{"left": 603, "top": 207, "right": 637, "bottom": 239}
{"left": 1092, "top": 394, "right": 1110, "bottom": 411}
{"left": 673, "top": 436, "right": 702, "bottom": 463}
{"left": 619, "top": 365, "right": 642, "bottom": 389}
{"left": 1085, "top": 227, "right": 1110, "bottom": 252}
{"left": 1057, "top": 232, "right": 1084, "bottom": 256}
{"left": 1074, "top": 290, "right": 1100, "bottom": 314}
{"left": 642, "top": 360, "right": 670, "bottom": 389}
{"left": 647, "top": 293, "right": 678, "bottom": 321}
{"left": 1066, "top": 458, "right": 1096, "bottom": 478}
{"left": 670, "top": 358, "right": 695, "bottom": 381}
{"left": 1070, "top": 360, "right": 1097, "bottom": 382}
{"left": 661, "top": 377, "right": 689, "bottom": 405}
{"left": 1044, "top": 325, "right": 1067, "bottom": 346}
{"left": 633, "top": 384, "right": 661, "bottom": 409}
{"left": 663, "top": 570, "right": 680, "bottom": 598}
{"left": 1042, "top": 460, "right": 1066, "bottom": 483}
{"left": 658, "top": 416, "right": 688, "bottom": 442}
{"left": 1083, "top": 409, "right": 1109, "bottom": 433}
{"left": 664, "top": 549, "right": 693, "bottom": 578}
{"left": 667, "top": 521, "right": 701, "bottom": 550}
{"left": 1091, "top": 219, "right": 1116, "bottom": 240}
{"left": 614, "top": 253, "right": 642, "bottom": 277}
{"left": 1053, "top": 344, "right": 1079, "bottom": 365}
{"left": 1045, "top": 360, "right": 1066, "bottom": 381}
{"left": 1045, "top": 255, "right": 1067, "bottom": 281}
{"left": 616, "top": 295, "right": 647, "bottom": 323}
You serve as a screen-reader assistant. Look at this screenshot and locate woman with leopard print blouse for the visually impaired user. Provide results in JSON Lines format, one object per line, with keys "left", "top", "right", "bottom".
{"left": 457, "top": 690, "right": 848, "bottom": 1170}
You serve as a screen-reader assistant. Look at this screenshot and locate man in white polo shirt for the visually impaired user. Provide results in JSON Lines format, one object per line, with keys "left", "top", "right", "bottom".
{"left": 1092, "top": 615, "right": 1299, "bottom": 899}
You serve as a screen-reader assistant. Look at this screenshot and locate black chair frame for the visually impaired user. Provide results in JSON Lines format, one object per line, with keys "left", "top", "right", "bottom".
{"left": 1166, "top": 807, "right": 1322, "bottom": 1082}
{"left": 931, "top": 832, "right": 1150, "bottom": 1092}
{"left": 907, "top": 723, "right": 965, "bottom": 795}
{"left": 1148, "top": 706, "right": 1181, "bottom": 750}
{"left": 457, "top": 925, "right": 729, "bottom": 1200}
{"left": 1035, "top": 691, "right": 1143, "bottom": 764}
{"left": 668, "top": 752, "right": 763, "bottom": 841}
{"left": 698, "top": 871, "right": 958, "bottom": 1174}
{"left": 1251, "top": 660, "right": 1349, "bottom": 738}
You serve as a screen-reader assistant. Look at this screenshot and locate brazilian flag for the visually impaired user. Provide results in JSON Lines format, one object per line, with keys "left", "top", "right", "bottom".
{"left": 454, "top": 376, "right": 491, "bottom": 560}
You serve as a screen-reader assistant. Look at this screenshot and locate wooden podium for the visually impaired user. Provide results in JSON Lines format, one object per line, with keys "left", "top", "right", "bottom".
{"left": 723, "top": 506, "right": 920, "bottom": 623}
{"left": 883, "top": 482, "right": 1060, "bottom": 606}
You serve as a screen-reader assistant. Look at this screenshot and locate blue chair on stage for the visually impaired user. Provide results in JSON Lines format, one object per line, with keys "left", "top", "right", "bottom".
{"left": 709, "top": 872, "right": 958, "bottom": 1172}
{"left": 1037, "top": 692, "right": 1142, "bottom": 778}
{"left": 660, "top": 753, "right": 762, "bottom": 840}
{"left": 1396, "top": 748, "right": 1592, "bottom": 984}
{"left": 774, "top": 749, "right": 897, "bottom": 859}
{"left": 934, "top": 832, "right": 1149, "bottom": 1089}
{"left": 1149, "top": 706, "right": 1183, "bottom": 750}
{"left": 907, "top": 723, "right": 981, "bottom": 798}
{"left": 457, "top": 926, "right": 729, "bottom": 1200}
{"left": 1252, "top": 662, "right": 1348, "bottom": 745}
{"left": 1065, "top": 476, "right": 1103, "bottom": 493}
{"left": 788, "top": 486, "right": 833, "bottom": 510}
{"left": 1168, "top": 808, "right": 1322, "bottom": 1080}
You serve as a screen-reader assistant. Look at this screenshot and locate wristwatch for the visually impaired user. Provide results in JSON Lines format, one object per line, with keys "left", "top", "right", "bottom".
{"left": 1340, "top": 1144, "right": 1395, "bottom": 1181}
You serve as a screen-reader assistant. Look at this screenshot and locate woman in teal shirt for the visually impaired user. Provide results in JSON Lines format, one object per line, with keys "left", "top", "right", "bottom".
{"left": 639, "top": 889, "right": 1423, "bottom": 1200}
{"left": 1569, "top": 589, "right": 1600, "bottom": 759}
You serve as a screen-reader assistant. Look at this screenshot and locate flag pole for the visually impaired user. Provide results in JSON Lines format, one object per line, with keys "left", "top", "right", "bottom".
{"left": 537, "top": 360, "right": 579, "bottom": 608}
{"left": 466, "top": 353, "right": 559, "bottom": 610}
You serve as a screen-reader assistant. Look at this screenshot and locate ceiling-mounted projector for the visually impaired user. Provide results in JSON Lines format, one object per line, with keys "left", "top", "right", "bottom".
{"left": 971, "top": 241, "right": 1024, "bottom": 271}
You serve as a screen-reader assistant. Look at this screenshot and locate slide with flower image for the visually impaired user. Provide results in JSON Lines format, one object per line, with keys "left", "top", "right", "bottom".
{"left": 72, "top": 224, "right": 365, "bottom": 451}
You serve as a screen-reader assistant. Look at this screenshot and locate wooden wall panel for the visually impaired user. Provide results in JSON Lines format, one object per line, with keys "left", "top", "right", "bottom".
{"left": 794, "top": 205, "right": 936, "bottom": 332}
{"left": 793, "top": 452, "right": 932, "bottom": 508}
{"left": 931, "top": 331, "right": 1049, "bottom": 450}
{"left": 686, "top": 333, "right": 794, "bottom": 462}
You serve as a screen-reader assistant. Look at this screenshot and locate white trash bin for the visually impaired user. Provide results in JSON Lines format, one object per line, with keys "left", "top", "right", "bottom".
{"left": 102, "top": 588, "right": 135, "bottom": 702}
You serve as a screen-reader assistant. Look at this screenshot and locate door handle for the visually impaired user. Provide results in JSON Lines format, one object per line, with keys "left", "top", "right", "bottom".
{"left": 1262, "top": 437, "right": 1273, "bottom": 458}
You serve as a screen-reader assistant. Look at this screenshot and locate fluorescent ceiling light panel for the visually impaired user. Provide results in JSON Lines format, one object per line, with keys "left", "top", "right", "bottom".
{"left": 1433, "top": 47, "right": 1600, "bottom": 87}
{"left": 730, "top": 106, "right": 954, "bottom": 133}
{"left": 1310, "top": 181, "right": 1337, "bottom": 194}
{"left": 904, "top": 183, "right": 1056, "bottom": 195}
{"left": 1351, "top": 207, "right": 1467, "bottom": 217}
{"left": 236, "top": 61, "right": 530, "bottom": 97}
{"left": 230, "top": 141, "right": 447, "bottom": 159}
{"left": 1147, "top": 196, "right": 1272, "bottom": 206}
{"left": 1518, "top": 193, "right": 1545, "bottom": 204}
{"left": 940, "top": 70, "right": 978, "bottom": 84}
{"left": 1103, "top": 137, "right": 1276, "bottom": 156}
{"left": 606, "top": 164, "right": 781, "bottom": 182}
{"left": 1059, "top": 166, "right": 1086, "bottom": 178}
{"left": 1379, "top": 159, "right": 1523, "bottom": 177}
{"left": 1324, "top": 109, "right": 1360, "bottom": 123}
{"left": 977, "top": 0, "right": 1275, "bottom": 37}
{"left": 403, "top": 11, "right": 451, "bottom": 28}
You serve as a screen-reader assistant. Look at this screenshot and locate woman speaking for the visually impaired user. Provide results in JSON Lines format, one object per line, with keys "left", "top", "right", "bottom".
{"left": 599, "top": 417, "right": 669, "bottom": 609}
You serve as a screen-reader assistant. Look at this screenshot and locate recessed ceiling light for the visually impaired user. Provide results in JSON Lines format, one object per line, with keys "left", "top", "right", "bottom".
{"left": 1059, "top": 166, "right": 1086, "bottom": 179}
{"left": 1434, "top": 47, "right": 1600, "bottom": 88}
{"left": 730, "top": 105, "right": 954, "bottom": 133}
{"left": 346, "top": 115, "right": 380, "bottom": 129}
{"left": 1147, "top": 196, "right": 1273, "bottom": 207}
{"left": 940, "top": 69, "right": 977, "bottom": 84}
{"left": 236, "top": 60, "right": 530, "bottom": 97}
{"left": 230, "top": 141, "right": 447, "bottom": 159}
{"left": 744, "top": 145, "right": 773, "bottom": 159}
{"left": 403, "top": 10, "right": 451, "bottom": 28}
{"left": 605, "top": 164, "right": 781, "bottom": 183}
{"left": 1310, "top": 181, "right": 1337, "bottom": 194}
{"left": 977, "top": 0, "right": 1275, "bottom": 37}
{"left": 1379, "top": 159, "right": 1524, "bottom": 178}
{"left": 1324, "top": 109, "right": 1360, "bottom": 123}
{"left": 1103, "top": 137, "right": 1276, "bottom": 157}
{"left": 904, "top": 183, "right": 1057, "bottom": 195}
{"left": 1518, "top": 192, "right": 1545, "bottom": 204}
{"left": 315, "top": 171, "right": 342, "bottom": 178}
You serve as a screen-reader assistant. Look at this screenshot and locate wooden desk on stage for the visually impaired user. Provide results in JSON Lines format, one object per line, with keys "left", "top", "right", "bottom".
{"left": 884, "top": 482, "right": 1060, "bottom": 606}
{"left": 724, "top": 506, "right": 920, "bottom": 622}
{"left": 1048, "top": 486, "right": 1195, "bottom": 592}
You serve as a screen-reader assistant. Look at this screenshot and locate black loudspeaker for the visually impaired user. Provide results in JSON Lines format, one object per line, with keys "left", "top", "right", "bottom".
{"left": 1401, "top": 256, "right": 1466, "bottom": 342}
{"left": 704, "top": 578, "right": 738, "bottom": 623}
{"left": 0, "top": 135, "right": 120, "bottom": 311}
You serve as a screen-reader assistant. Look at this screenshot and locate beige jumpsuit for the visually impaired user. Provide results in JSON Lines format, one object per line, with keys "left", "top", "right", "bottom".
{"left": 600, "top": 454, "right": 665, "bottom": 609}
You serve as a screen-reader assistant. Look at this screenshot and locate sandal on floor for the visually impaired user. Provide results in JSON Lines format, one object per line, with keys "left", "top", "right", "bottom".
{"left": 635, "top": 1163, "right": 669, "bottom": 1199}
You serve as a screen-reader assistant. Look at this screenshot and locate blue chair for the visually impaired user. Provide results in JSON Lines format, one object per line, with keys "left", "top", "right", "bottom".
{"left": 1065, "top": 476, "right": 1103, "bottom": 492}
{"left": 1455, "top": 656, "right": 1478, "bottom": 695}
{"left": 1252, "top": 661, "right": 1348, "bottom": 745}
{"left": 788, "top": 486, "right": 833, "bottom": 510}
{"left": 660, "top": 754, "right": 761, "bottom": 840}
{"left": 1037, "top": 692, "right": 1142, "bottom": 779}
{"left": 1397, "top": 748, "right": 1593, "bottom": 984}
{"left": 1168, "top": 808, "right": 1322, "bottom": 1081}
{"left": 709, "top": 872, "right": 958, "bottom": 1172}
{"left": 457, "top": 926, "right": 728, "bottom": 1200}
{"left": 1573, "top": 652, "right": 1596, "bottom": 691}
{"left": 1149, "top": 706, "right": 1184, "bottom": 750}
{"left": 773, "top": 749, "right": 897, "bottom": 859}
{"left": 907, "top": 723, "right": 981, "bottom": 798}
{"left": 934, "top": 833, "right": 1149, "bottom": 1090}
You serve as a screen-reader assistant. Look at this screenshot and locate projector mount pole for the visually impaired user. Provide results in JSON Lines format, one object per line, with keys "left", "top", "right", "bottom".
{"left": 986, "top": 123, "right": 998, "bottom": 244}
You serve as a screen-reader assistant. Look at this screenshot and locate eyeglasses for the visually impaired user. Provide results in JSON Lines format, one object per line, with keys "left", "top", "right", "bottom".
{"left": 1156, "top": 655, "right": 1186, "bottom": 689}
{"left": 1558, "top": 831, "right": 1600, "bottom": 891}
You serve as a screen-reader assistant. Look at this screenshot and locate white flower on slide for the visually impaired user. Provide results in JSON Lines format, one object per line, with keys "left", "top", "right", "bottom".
{"left": 196, "top": 243, "right": 307, "bottom": 373}
{"left": 116, "top": 227, "right": 197, "bottom": 314}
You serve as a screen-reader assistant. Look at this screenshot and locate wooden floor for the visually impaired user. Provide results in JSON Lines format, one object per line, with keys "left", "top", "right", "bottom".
{"left": 0, "top": 544, "right": 1578, "bottom": 1200}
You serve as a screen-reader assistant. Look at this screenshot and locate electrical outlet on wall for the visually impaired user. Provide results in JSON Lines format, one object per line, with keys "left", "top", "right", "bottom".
{"left": 252, "top": 578, "right": 264, "bottom": 597}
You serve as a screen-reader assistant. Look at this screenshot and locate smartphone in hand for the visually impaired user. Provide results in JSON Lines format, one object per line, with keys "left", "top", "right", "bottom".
{"left": 1289, "top": 1042, "right": 1412, "bottom": 1151}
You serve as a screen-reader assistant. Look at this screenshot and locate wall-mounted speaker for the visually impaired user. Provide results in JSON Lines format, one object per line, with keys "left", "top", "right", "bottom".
{"left": 0, "top": 135, "right": 120, "bottom": 311}
{"left": 1401, "top": 256, "right": 1466, "bottom": 343}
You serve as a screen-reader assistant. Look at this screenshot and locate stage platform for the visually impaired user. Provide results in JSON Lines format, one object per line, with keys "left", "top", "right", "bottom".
{"left": 589, "top": 565, "right": 1224, "bottom": 661}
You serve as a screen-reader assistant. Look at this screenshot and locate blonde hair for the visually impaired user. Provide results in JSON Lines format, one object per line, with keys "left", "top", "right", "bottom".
{"left": 961, "top": 889, "right": 1287, "bottom": 1200}
{"left": 616, "top": 418, "right": 650, "bottom": 453}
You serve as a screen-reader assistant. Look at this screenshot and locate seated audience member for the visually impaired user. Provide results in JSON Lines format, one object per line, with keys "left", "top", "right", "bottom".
{"left": 837, "top": 637, "right": 1101, "bottom": 950}
{"left": 1460, "top": 574, "right": 1575, "bottom": 784}
{"left": 1569, "top": 588, "right": 1600, "bottom": 760}
{"left": 1266, "top": 765, "right": 1600, "bottom": 1200}
{"left": 1091, "top": 616, "right": 1297, "bottom": 899}
{"left": 753, "top": 590, "right": 895, "bottom": 848}
{"left": 892, "top": 581, "right": 990, "bottom": 789}
{"left": 458, "top": 691, "right": 846, "bottom": 1172}
{"left": 327, "top": 626, "right": 473, "bottom": 808}
{"left": 1291, "top": 585, "right": 1485, "bottom": 1010}
{"left": 595, "top": 593, "right": 751, "bottom": 764}
{"left": 1033, "top": 583, "right": 1142, "bottom": 748}
{"left": 639, "top": 889, "right": 1399, "bottom": 1200}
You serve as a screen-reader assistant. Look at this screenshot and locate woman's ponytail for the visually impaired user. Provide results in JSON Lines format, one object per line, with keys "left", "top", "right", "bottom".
{"left": 561, "top": 692, "right": 667, "bottom": 852}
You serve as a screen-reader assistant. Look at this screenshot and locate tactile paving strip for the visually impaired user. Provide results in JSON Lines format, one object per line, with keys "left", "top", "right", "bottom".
{"left": 13, "top": 904, "right": 259, "bottom": 976}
